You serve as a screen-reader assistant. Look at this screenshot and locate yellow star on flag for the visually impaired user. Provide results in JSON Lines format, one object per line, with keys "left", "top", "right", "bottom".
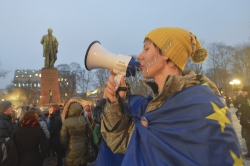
{"left": 202, "top": 82, "right": 209, "bottom": 86}
{"left": 206, "top": 102, "right": 231, "bottom": 132}
{"left": 230, "top": 150, "right": 243, "bottom": 166}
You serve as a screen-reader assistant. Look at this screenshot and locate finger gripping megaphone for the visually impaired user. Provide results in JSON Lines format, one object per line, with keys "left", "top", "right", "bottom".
{"left": 85, "top": 41, "right": 140, "bottom": 79}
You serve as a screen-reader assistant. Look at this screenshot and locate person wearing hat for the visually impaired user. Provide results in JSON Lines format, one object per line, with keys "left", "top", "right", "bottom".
{"left": 99, "top": 27, "right": 242, "bottom": 165}
{"left": 234, "top": 86, "right": 250, "bottom": 118}
{"left": 236, "top": 86, "right": 250, "bottom": 158}
{"left": 0, "top": 101, "right": 14, "bottom": 143}
{"left": 48, "top": 104, "right": 64, "bottom": 166}
{"left": 60, "top": 103, "right": 93, "bottom": 166}
{"left": 0, "top": 100, "right": 18, "bottom": 165}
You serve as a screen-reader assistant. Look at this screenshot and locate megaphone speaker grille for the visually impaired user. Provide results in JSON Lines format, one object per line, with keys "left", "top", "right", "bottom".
{"left": 85, "top": 41, "right": 101, "bottom": 70}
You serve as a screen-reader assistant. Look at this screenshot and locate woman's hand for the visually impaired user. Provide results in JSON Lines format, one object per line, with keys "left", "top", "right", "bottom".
{"left": 105, "top": 70, "right": 127, "bottom": 103}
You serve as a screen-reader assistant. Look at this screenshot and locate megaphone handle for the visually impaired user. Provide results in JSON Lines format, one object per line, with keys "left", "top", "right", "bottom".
{"left": 114, "top": 74, "right": 123, "bottom": 90}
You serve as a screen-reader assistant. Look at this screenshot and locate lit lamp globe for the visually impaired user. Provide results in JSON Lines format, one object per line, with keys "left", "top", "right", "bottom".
{"left": 229, "top": 79, "right": 241, "bottom": 85}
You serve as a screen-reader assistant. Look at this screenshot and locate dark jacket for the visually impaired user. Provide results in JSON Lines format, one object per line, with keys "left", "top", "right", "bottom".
{"left": 0, "top": 113, "right": 18, "bottom": 166}
{"left": 13, "top": 125, "right": 48, "bottom": 166}
{"left": 60, "top": 107, "right": 93, "bottom": 165}
{"left": 239, "top": 97, "right": 250, "bottom": 129}
{"left": 0, "top": 113, "right": 13, "bottom": 144}
{"left": 234, "top": 94, "right": 246, "bottom": 110}
{"left": 49, "top": 111, "right": 62, "bottom": 146}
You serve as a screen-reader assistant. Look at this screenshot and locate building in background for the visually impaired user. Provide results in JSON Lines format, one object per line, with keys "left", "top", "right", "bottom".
{"left": 13, "top": 69, "right": 77, "bottom": 104}
{"left": 13, "top": 69, "right": 41, "bottom": 105}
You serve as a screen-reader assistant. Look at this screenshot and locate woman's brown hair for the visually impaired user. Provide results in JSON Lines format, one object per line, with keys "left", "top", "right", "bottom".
{"left": 20, "top": 110, "right": 40, "bottom": 127}
{"left": 50, "top": 104, "right": 60, "bottom": 114}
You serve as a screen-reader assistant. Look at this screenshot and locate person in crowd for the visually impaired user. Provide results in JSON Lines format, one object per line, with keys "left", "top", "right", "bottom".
{"left": 237, "top": 86, "right": 250, "bottom": 158}
{"left": 48, "top": 104, "right": 64, "bottom": 166}
{"left": 40, "top": 106, "right": 50, "bottom": 120}
{"left": 92, "top": 98, "right": 106, "bottom": 146}
{"left": 46, "top": 105, "right": 53, "bottom": 159}
{"left": 101, "top": 27, "right": 242, "bottom": 165}
{"left": 224, "top": 95, "right": 231, "bottom": 108}
{"left": 30, "top": 107, "right": 50, "bottom": 140}
{"left": 84, "top": 105, "right": 93, "bottom": 126}
{"left": 0, "top": 100, "right": 18, "bottom": 166}
{"left": 40, "top": 106, "right": 50, "bottom": 130}
{"left": 15, "top": 105, "right": 30, "bottom": 124}
{"left": 234, "top": 86, "right": 250, "bottom": 119}
{"left": 13, "top": 110, "right": 48, "bottom": 166}
{"left": 61, "top": 102, "right": 93, "bottom": 166}
{"left": 59, "top": 105, "right": 64, "bottom": 114}
{"left": 40, "top": 106, "right": 55, "bottom": 164}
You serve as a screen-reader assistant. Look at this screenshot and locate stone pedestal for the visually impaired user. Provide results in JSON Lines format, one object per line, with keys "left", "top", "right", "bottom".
{"left": 40, "top": 68, "right": 61, "bottom": 105}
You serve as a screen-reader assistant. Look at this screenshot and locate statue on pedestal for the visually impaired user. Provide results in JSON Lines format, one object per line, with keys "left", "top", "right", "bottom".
{"left": 40, "top": 28, "right": 59, "bottom": 68}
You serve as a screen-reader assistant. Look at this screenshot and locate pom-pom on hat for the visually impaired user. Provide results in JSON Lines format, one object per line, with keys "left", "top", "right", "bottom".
{"left": 145, "top": 27, "right": 209, "bottom": 70}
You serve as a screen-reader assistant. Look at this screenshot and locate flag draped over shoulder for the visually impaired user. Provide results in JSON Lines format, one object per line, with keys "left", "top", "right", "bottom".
{"left": 94, "top": 139, "right": 124, "bottom": 166}
{"left": 95, "top": 83, "right": 242, "bottom": 166}
{"left": 120, "top": 83, "right": 243, "bottom": 166}
{"left": 86, "top": 89, "right": 98, "bottom": 96}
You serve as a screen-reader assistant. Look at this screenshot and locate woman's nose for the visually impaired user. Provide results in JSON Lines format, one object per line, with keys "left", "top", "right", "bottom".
{"left": 137, "top": 52, "right": 143, "bottom": 60}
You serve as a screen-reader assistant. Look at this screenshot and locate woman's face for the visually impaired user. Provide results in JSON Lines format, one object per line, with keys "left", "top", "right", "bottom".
{"left": 49, "top": 107, "right": 53, "bottom": 114}
{"left": 137, "top": 40, "right": 167, "bottom": 79}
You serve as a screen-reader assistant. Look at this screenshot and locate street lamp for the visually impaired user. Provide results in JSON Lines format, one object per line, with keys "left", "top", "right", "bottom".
{"left": 229, "top": 79, "right": 241, "bottom": 85}
{"left": 229, "top": 79, "right": 241, "bottom": 97}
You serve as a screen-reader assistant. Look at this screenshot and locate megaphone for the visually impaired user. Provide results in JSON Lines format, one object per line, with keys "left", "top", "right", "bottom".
{"left": 85, "top": 41, "right": 140, "bottom": 77}
{"left": 85, "top": 41, "right": 140, "bottom": 88}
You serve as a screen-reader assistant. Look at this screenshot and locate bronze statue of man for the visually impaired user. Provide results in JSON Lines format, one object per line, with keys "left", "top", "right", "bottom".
{"left": 40, "top": 28, "right": 59, "bottom": 68}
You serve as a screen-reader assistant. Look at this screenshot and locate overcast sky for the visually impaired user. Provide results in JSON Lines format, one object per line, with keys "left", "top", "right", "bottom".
{"left": 0, "top": 0, "right": 250, "bottom": 89}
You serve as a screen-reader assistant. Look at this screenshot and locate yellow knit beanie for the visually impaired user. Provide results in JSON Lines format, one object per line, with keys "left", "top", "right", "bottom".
{"left": 145, "top": 27, "right": 208, "bottom": 70}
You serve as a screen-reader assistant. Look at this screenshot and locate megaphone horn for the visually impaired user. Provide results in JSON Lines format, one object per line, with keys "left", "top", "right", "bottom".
{"left": 85, "top": 41, "right": 140, "bottom": 77}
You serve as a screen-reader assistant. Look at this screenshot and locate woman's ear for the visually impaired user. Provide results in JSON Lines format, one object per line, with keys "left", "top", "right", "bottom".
{"left": 162, "top": 55, "right": 169, "bottom": 61}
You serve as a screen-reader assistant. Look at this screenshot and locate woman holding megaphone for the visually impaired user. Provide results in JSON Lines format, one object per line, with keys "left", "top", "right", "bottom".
{"left": 95, "top": 27, "right": 242, "bottom": 166}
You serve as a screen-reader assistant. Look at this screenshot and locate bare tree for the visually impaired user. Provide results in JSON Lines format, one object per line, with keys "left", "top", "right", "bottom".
{"left": 77, "top": 69, "right": 93, "bottom": 96}
{"left": 57, "top": 63, "right": 78, "bottom": 99}
{"left": 184, "top": 58, "right": 204, "bottom": 74}
{"left": 206, "top": 42, "right": 233, "bottom": 94}
{"left": 0, "top": 60, "right": 9, "bottom": 78}
{"left": 57, "top": 62, "right": 95, "bottom": 99}
{"left": 91, "top": 69, "right": 110, "bottom": 97}
{"left": 5, "top": 81, "right": 39, "bottom": 105}
{"left": 231, "top": 43, "right": 250, "bottom": 86}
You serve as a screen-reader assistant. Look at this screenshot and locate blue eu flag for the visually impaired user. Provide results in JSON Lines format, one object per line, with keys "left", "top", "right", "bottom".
{"left": 121, "top": 83, "right": 242, "bottom": 166}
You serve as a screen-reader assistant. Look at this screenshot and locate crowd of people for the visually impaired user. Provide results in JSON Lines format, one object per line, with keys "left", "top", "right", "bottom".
{"left": 0, "top": 99, "right": 104, "bottom": 166}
